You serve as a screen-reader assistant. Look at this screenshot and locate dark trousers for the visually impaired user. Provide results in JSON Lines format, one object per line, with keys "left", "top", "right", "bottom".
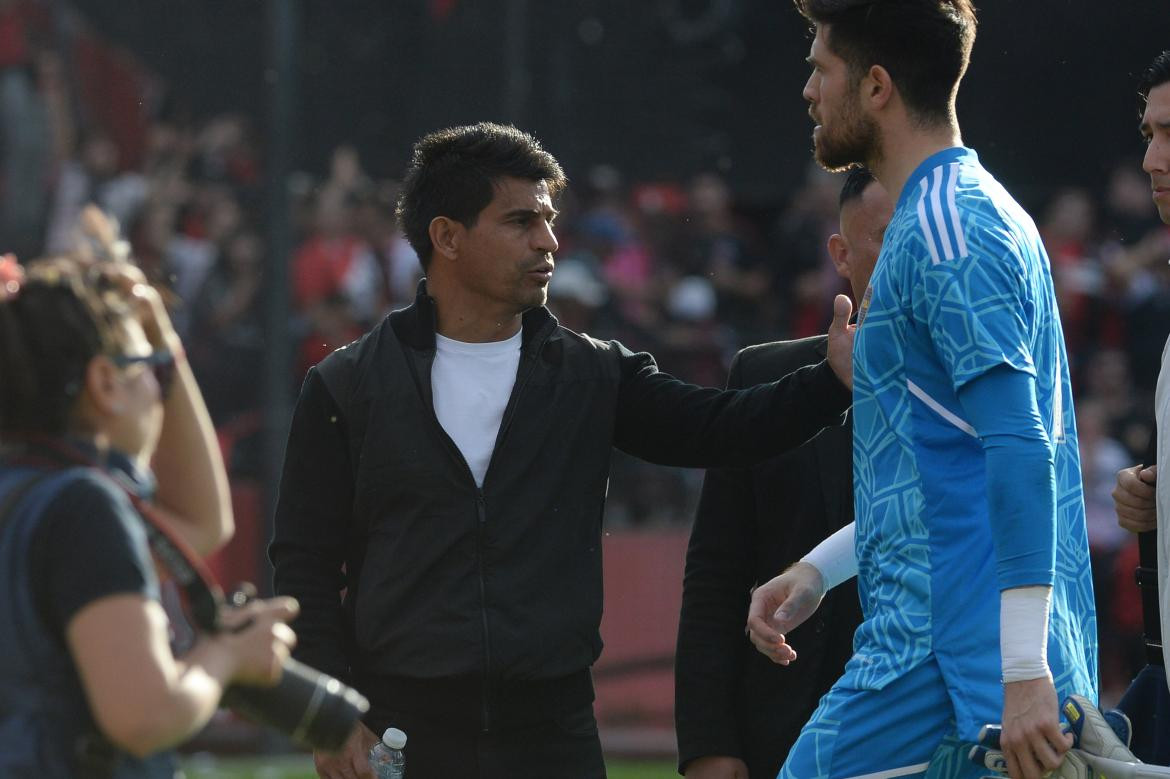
{"left": 358, "top": 670, "right": 606, "bottom": 779}
{"left": 1117, "top": 664, "right": 1170, "bottom": 765}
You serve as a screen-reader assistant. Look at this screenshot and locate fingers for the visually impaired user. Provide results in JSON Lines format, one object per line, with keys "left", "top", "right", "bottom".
{"left": 830, "top": 293, "right": 854, "bottom": 330}
{"left": 1114, "top": 464, "right": 1158, "bottom": 533}
{"left": 1114, "top": 465, "right": 1156, "bottom": 505}
{"left": 826, "top": 293, "right": 855, "bottom": 389}
{"left": 1002, "top": 723, "right": 1070, "bottom": 779}
{"left": 314, "top": 725, "right": 376, "bottom": 779}
{"left": 746, "top": 585, "right": 798, "bottom": 664}
{"left": 747, "top": 627, "right": 796, "bottom": 665}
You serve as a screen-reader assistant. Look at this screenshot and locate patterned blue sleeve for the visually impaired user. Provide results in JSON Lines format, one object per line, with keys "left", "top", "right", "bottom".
{"left": 909, "top": 231, "right": 1036, "bottom": 390}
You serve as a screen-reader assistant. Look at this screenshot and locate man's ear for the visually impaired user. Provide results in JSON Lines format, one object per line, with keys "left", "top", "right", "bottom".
{"left": 863, "top": 64, "right": 894, "bottom": 111}
{"left": 428, "top": 216, "right": 462, "bottom": 263}
{"left": 827, "top": 233, "right": 850, "bottom": 280}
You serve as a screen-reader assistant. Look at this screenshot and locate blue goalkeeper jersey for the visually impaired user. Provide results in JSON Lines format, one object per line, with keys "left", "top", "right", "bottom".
{"left": 848, "top": 146, "right": 1098, "bottom": 737}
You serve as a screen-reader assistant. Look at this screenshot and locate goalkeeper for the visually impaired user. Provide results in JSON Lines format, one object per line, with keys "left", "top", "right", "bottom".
{"left": 747, "top": 2, "right": 1098, "bottom": 777}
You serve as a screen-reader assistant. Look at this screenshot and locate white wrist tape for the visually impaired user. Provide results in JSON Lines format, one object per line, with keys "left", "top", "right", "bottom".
{"left": 1000, "top": 585, "right": 1052, "bottom": 683}
{"left": 800, "top": 522, "right": 858, "bottom": 592}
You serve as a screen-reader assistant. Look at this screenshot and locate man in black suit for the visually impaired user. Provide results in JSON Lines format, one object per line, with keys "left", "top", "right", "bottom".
{"left": 675, "top": 167, "right": 892, "bottom": 779}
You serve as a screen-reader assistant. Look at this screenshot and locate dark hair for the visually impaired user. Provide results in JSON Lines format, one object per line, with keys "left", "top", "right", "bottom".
{"left": 0, "top": 259, "right": 132, "bottom": 437}
{"left": 839, "top": 166, "right": 877, "bottom": 207}
{"left": 794, "top": 0, "right": 977, "bottom": 125}
{"left": 396, "top": 122, "right": 567, "bottom": 269}
{"left": 1139, "top": 50, "right": 1170, "bottom": 102}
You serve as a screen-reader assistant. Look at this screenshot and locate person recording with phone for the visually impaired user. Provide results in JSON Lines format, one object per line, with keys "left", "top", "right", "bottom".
{"left": 0, "top": 253, "right": 298, "bottom": 778}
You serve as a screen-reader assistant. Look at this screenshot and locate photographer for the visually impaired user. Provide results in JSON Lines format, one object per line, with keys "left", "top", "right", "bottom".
{"left": 0, "top": 255, "right": 298, "bottom": 777}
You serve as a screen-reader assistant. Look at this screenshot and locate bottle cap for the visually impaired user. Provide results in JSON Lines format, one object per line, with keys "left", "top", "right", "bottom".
{"left": 382, "top": 727, "right": 407, "bottom": 749}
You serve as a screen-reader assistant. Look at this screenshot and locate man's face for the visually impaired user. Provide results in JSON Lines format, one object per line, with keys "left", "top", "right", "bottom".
{"left": 834, "top": 180, "right": 893, "bottom": 301}
{"left": 454, "top": 176, "right": 559, "bottom": 313}
{"left": 1143, "top": 81, "right": 1170, "bottom": 224}
{"left": 803, "top": 25, "right": 880, "bottom": 172}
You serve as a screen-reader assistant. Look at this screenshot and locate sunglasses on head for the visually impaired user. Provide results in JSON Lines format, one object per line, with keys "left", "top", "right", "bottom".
{"left": 110, "top": 349, "right": 177, "bottom": 397}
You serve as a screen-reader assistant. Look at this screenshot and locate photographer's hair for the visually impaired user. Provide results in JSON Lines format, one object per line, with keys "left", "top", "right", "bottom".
{"left": 839, "top": 165, "right": 877, "bottom": 208}
{"left": 794, "top": 0, "right": 977, "bottom": 126}
{"left": 1139, "top": 50, "right": 1170, "bottom": 103}
{"left": 0, "top": 259, "right": 132, "bottom": 437}
{"left": 396, "top": 122, "right": 567, "bottom": 270}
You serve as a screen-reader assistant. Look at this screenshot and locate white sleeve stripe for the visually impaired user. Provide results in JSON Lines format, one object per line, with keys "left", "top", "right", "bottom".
{"left": 907, "top": 379, "right": 979, "bottom": 438}
{"left": 916, "top": 181, "right": 942, "bottom": 265}
{"left": 842, "top": 762, "right": 933, "bottom": 779}
{"left": 929, "top": 166, "right": 956, "bottom": 261}
{"left": 915, "top": 165, "right": 970, "bottom": 265}
{"left": 946, "top": 163, "right": 969, "bottom": 258}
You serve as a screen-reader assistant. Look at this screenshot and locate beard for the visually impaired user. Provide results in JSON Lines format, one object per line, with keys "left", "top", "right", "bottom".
{"left": 813, "top": 93, "right": 881, "bottom": 172}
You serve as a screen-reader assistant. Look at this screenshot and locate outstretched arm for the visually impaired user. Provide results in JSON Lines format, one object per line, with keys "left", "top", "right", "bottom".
{"left": 615, "top": 296, "right": 853, "bottom": 468}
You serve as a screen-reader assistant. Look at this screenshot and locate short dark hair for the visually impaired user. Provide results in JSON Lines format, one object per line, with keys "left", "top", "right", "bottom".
{"left": 839, "top": 166, "right": 877, "bottom": 208}
{"left": 396, "top": 122, "right": 567, "bottom": 269}
{"left": 1139, "top": 50, "right": 1170, "bottom": 103}
{"left": 794, "top": 0, "right": 977, "bottom": 125}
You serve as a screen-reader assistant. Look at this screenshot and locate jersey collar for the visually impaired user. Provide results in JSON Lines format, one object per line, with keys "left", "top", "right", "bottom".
{"left": 895, "top": 146, "right": 978, "bottom": 211}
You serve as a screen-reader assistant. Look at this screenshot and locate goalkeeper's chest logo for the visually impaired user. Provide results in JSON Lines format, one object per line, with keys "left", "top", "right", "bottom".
{"left": 857, "top": 284, "right": 874, "bottom": 328}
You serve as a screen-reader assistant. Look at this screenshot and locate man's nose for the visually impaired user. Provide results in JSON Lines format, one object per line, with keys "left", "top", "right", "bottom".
{"left": 1145, "top": 137, "right": 1170, "bottom": 175}
{"left": 533, "top": 220, "right": 559, "bottom": 253}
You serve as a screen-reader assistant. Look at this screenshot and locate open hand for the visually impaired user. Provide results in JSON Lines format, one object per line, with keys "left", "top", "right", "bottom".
{"left": 746, "top": 562, "right": 826, "bottom": 665}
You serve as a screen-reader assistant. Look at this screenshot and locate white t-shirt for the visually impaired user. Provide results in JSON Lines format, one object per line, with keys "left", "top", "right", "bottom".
{"left": 1156, "top": 333, "right": 1170, "bottom": 676}
{"left": 431, "top": 330, "right": 522, "bottom": 487}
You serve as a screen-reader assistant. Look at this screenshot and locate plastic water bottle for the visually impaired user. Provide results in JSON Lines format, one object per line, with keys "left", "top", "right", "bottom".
{"left": 368, "top": 727, "right": 407, "bottom": 778}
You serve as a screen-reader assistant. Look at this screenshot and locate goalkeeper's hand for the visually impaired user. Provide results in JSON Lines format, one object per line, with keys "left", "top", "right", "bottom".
{"left": 969, "top": 695, "right": 1139, "bottom": 778}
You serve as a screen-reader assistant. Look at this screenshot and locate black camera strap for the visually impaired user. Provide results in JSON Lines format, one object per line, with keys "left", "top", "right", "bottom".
{"left": 3, "top": 438, "right": 226, "bottom": 632}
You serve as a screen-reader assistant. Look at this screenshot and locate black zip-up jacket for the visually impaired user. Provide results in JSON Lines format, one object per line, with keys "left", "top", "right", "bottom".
{"left": 269, "top": 283, "right": 851, "bottom": 687}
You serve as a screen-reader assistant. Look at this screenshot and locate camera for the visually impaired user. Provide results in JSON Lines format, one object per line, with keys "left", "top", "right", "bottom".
{"left": 217, "top": 589, "right": 370, "bottom": 751}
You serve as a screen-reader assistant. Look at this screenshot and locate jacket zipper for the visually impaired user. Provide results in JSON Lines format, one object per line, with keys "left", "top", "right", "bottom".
{"left": 474, "top": 322, "right": 552, "bottom": 733}
{"left": 476, "top": 491, "right": 491, "bottom": 732}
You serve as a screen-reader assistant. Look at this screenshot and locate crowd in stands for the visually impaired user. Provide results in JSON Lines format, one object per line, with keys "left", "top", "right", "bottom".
{"left": 2, "top": 0, "right": 1169, "bottom": 704}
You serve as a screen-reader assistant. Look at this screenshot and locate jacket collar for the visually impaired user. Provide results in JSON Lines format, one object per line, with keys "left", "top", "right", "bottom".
{"left": 393, "top": 278, "right": 559, "bottom": 354}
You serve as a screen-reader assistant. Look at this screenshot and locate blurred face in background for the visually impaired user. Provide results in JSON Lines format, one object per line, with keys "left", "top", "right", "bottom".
{"left": 1143, "top": 81, "right": 1170, "bottom": 224}
{"left": 100, "top": 317, "right": 167, "bottom": 464}
{"left": 828, "top": 179, "right": 893, "bottom": 302}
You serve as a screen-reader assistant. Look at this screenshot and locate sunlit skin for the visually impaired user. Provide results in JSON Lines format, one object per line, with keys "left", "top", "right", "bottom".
{"left": 828, "top": 180, "right": 894, "bottom": 302}
{"left": 427, "top": 176, "right": 559, "bottom": 343}
{"left": 1142, "top": 81, "right": 1170, "bottom": 224}
{"left": 103, "top": 318, "right": 166, "bottom": 467}
{"left": 802, "top": 27, "right": 881, "bottom": 172}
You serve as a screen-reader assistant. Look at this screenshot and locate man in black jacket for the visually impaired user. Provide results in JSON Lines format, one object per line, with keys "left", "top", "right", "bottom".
{"left": 269, "top": 122, "right": 856, "bottom": 779}
{"left": 675, "top": 167, "right": 891, "bottom": 779}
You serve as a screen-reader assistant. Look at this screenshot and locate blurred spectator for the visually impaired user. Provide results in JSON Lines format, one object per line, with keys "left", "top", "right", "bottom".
{"left": 682, "top": 172, "right": 774, "bottom": 346}
{"left": 44, "top": 129, "right": 147, "bottom": 255}
{"left": 291, "top": 186, "right": 380, "bottom": 375}
{"left": 1077, "top": 398, "right": 1139, "bottom": 701}
{"left": 354, "top": 180, "right": 420, "bottom": 314}
{"left": 187, "top": 228, "right": 265, "bottom": 425}
{"left": 1041, "top": 187, "right": 1121, "bottom": 364}
{"left": 772, "top": 162, "right": 845, "bottom": 338}
{"left": 0, "top": 0, "right": 57, "bottom": 258}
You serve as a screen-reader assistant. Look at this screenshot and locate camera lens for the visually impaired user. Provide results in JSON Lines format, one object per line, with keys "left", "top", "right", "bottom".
{"left": 222, "top": 658, "right": 370, "bottom": 751}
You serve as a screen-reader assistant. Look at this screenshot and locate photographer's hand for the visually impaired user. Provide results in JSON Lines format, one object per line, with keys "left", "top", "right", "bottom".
{"left": 103, "top": 263, "right": 235, "bottom": 558}
{"left": 315, "top": 720, "right": 379, "bottom": 779}
{"left": 213, "top": 597, "right": 299, "bottom": 687}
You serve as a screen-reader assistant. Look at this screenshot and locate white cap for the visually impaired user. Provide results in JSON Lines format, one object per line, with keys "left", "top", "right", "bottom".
{"left": 381, "top": 727, "right": 407, "bottom": 750}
